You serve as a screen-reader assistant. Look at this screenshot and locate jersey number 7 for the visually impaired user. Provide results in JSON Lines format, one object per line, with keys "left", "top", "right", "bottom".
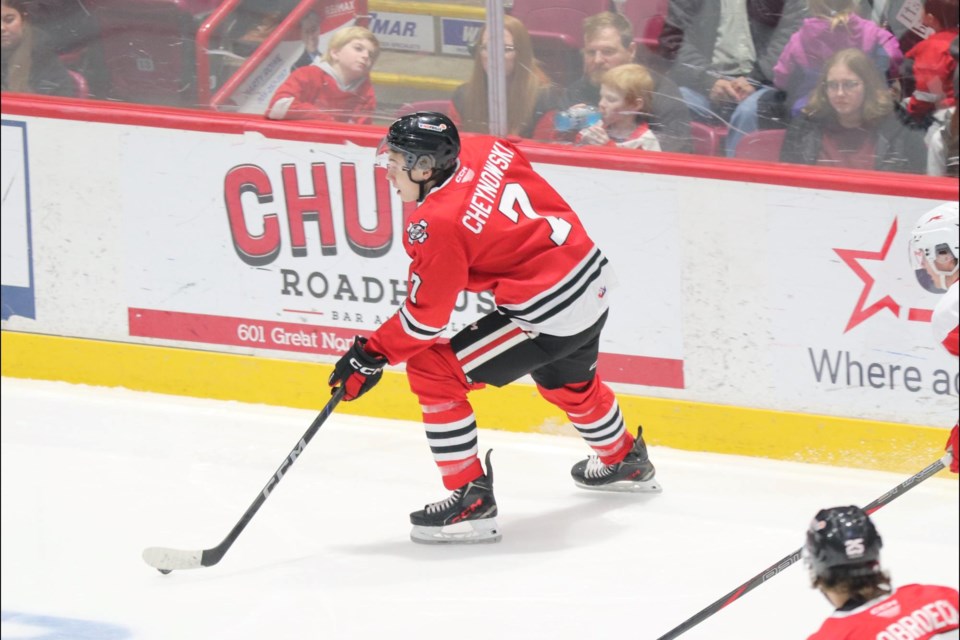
{"left": 498, "top": 183, "right": 572, "bottom": 246}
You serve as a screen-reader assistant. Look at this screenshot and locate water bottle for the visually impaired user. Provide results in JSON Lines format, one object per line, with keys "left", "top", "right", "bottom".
{"left": 554, "top": 105, "right": 602, "bottom": 133}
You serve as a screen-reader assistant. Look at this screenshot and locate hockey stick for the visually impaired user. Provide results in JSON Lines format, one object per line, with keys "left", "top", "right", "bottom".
{"left": 655, "top": 452, "right": 952, "bottom": 640}
{"left": 142, "top": 387, "right": 345, "bottom": 574}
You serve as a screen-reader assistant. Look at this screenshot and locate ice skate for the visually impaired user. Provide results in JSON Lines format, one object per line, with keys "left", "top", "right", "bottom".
{"left": 410, "top": 450, "right": 501, "bottom": 544}
{"left": 571, "top": 428, "right": 662, "bottom": 493}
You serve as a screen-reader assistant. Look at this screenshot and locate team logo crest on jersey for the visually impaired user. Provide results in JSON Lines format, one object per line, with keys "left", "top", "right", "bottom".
{"left": 407, "top": 219, "right": 429, "bottom": 244}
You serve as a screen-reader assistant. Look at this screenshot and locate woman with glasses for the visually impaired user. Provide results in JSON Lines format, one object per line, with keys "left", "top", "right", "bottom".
{"left": 449, "top": 15, "right": 560, "bottom": 139}
{"left": 780, "top": 48, "right": 926, "bottom": 173}
{"left": 773, "top": 0, "right": 903, "bottom": 121}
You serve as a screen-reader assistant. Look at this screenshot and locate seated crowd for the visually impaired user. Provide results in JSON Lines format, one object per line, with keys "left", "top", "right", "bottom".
{"left": 3, "top": 0, "right": 957, "bottom": 178}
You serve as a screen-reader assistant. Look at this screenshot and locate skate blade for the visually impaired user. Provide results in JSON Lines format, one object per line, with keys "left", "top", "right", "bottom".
{"left": 410, "top": 517, "right": 502, "bottom": 545}
{"left": 575, "top": 477, "right": 663, "bottom": 493}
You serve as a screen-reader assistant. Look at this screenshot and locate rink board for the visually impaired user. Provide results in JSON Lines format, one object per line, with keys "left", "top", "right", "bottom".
{"left": 2, "top": 331, "right": 949, "bottom": 475}
{"left": 0, "top": 94, "right": 957, "bottom": 476}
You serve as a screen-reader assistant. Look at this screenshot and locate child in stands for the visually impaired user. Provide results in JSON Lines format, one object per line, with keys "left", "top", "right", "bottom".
{"left": 576, "top": 63, "right": 662, "bottom": 151}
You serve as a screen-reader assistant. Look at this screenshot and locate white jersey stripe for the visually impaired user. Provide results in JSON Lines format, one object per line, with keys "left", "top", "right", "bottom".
{"left": 461, "top": 331, "right": 530, "bottom": 373}
{"left": 454, "top": 321, "right": 521, "bottom": 360}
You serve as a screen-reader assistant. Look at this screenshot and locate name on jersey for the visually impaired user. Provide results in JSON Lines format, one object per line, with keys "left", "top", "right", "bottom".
{"left": 874, "top": 599, "right": 959, "bottom": 640}
{"left": 462, "top": 141, "right": 515, "bottom": 235}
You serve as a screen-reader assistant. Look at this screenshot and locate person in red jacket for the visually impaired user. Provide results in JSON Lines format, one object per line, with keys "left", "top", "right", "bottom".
{"left": 265, "top": 25, "right": 379, "bottom": 124}
{"left": 909, "top": 201, "right": 959, "bottom": 473}
{"left": 327, "top": 112, "right": 662, "bottom": 545}
{"left": 902, "top": 0, "right": 959, "bottom": 123}
{"left": 803, "top": 505, "right": 960, "bottom": 639}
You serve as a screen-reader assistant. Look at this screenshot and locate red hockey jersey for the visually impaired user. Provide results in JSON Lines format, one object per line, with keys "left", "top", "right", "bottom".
{"left": 807, "top": 584, "right": 960, "bottom": 640}
{"left": 905, "top": 29, "right": 959, "bottom": 118}
{"left": 366, "top": 136, "right": 612, "bottom": 365}
{"left": 932, "top": 282, "right": 959, "bottom": 357}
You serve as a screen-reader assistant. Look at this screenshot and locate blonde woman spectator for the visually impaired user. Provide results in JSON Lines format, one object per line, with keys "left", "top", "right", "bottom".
{"left": 781, "top": 48, "right": 926, "bottom": 173}
{"left": 450, "top": 15, "right": 560, "bottom": 138}
{"left": 1, "top": 0, "right": 77, "bottom": 97}
{"left": 774, "top": 0, "right": 903, "bottom": 119}
{"left": 266, "top": 25, "right": 379, "bottom": 124}
{"left": 576, "top": 63, "right": 661, "bottom": 150}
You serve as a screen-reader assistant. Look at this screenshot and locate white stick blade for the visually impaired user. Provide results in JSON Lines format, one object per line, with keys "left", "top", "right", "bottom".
{"left": 142, "top": 546, "right": 203, "bottom": 571}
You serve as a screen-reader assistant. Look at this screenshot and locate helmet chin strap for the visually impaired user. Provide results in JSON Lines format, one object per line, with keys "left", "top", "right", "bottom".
{"left": 407, "top": 166, "right": 454, "bottom": 203}
{"left": 933, "top": 261, "right": 959, "bottom": 290}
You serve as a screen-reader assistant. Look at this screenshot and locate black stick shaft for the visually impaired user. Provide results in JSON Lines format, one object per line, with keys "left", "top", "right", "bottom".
{"left": 655, "top": 454, "right": 950, "bottom": 640}
{"left": 199, "top": 387, "right": 345, "bottom": 567}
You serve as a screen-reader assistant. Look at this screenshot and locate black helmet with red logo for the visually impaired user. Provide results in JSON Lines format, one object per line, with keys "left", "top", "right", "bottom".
{"left": 379, "top": 112, "right": 461, "bottom": 174}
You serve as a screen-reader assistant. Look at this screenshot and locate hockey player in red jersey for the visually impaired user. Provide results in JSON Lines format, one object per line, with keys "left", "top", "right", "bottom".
{"left": 909, "top": 201, "right": 959, "bottom": 473}
{"left": 327, "top": 112, "right": 661, "bottom": 544}
{"left": 803, "top": 505, "right": 960, "bottom": 639}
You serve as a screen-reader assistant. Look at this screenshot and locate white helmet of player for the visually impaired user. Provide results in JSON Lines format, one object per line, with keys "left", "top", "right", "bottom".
{"left": 909, "top": 201, "right": 960, "bottom": 292}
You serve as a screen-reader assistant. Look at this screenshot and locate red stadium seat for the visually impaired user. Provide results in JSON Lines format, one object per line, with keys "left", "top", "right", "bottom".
{"left": 734, "top": 129, "right": 787, "bottom": 163}
{"left": 508, "top": 0, "right": 614, "bottom": 87}
{"left": 690, "top": 121, "right": 727, "bottom": 156}
{"left": 618, "top": 0, "right": 668, "bottom": 59}
{"left": 85, "top": 0, "right": 200, "bottom": 106}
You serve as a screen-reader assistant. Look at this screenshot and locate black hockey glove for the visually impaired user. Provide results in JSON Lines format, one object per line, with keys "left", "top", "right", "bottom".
{"left": 328, "top": 336, "right": 387, "bottom": 401}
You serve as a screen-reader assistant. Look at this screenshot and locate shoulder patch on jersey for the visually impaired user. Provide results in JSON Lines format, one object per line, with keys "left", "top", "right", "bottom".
{"left": 455, "top": 166, "right": 475, "bottom": 183}
{"left": 868, "top": 599, "right": 901, "bottom": 618}
{"left": 407, "top": 219, "right": 429, "bottom": 245}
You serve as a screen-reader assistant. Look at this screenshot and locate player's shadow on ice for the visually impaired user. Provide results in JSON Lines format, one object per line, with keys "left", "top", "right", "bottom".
{"left": 327, "top": 491, "right": 660, "bottom": 559}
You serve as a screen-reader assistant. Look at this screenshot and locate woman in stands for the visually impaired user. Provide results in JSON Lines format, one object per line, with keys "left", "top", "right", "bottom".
{"left": 780, "top": 48, "right": 926, "bottom": 173}
{"left": 266, "top": 25, "right": 379, "bottom": 124}
{"left": 774, "top": 0, "right": 903, "bottom": 120}
{"left": 450, "top": 14, "right": 560, "bottom": 139}
{"left": 1, "top": 0, "right": 77, "bottom": 97}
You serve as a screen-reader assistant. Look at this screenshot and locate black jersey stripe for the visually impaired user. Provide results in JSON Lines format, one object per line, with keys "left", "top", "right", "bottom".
{"left": 502, "top": 248, "right": 603, "bottom": 318}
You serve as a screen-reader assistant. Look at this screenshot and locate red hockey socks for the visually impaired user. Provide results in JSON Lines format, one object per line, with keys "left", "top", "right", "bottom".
{"left": 407, "top": 342, "right": 485, "bottom": 489}
{"left": 537, "top": 377, "right": 633, "bottom": 465}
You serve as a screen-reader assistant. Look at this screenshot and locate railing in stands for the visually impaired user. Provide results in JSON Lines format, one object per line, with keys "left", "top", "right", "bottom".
{"left": 205, "top": 0, "right": 369, "bottom": 111}
{"left": 195, "top": 0, "right": 244, "bottom": 107}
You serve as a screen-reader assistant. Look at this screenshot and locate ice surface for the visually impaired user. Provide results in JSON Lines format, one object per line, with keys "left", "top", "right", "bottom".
{"left": 1, "top": 377, "right": 957, "bottom": 640}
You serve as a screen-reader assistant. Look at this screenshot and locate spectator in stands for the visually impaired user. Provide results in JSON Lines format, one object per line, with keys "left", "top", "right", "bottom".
{"left": 666, "top": 0, "right": 806, "bottom": 156}
{"left": 774, "top": 0, "right": 903, "bottom": 120}
{"left": 1, "top": 0, "right": 77, "bottom": 96}
{"left": 450, "top": 15, "right": 561, "bottom": 139}
{"left": 925, "top": 35, "right": 959, "bottom": 176}
{"left": 780, "top": 48, "right": 927, "bottom": 173}
{"left": 228, "top": 1, "right": 291, "bottom": 58}
{"left": 266, "top": 26, "right": 379, "bottom": 124}
{"left": 901, "top": 0, "right": 958, "bottom": 124}
{"left": 562, "top": 11, "right": 692, "bottom": 153}
{"left": 576, "top": 63, "right": 662, "bottom": 150}
{"left": 290, "top": 11, "right": 322, "bottom": 72}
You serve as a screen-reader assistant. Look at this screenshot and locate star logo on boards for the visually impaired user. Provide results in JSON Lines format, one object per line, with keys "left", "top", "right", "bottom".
{"left": 833, "top": 217, "right": 933, "bottom": 333}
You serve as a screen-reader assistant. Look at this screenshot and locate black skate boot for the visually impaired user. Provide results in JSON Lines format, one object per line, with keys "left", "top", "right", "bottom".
{"left": 410, "top": 449, "right": 501, "bottom": 544}
{"left": 571, "top": 427, "right": 662, "bottom": 493}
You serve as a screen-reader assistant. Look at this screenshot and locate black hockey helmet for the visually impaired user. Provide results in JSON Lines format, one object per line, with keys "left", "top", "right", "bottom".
{"left": 803, "top": 506, "right": 883, "bottom": 581}
{"left": 379, "top": 112, "right": 460, "bottom": 174}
